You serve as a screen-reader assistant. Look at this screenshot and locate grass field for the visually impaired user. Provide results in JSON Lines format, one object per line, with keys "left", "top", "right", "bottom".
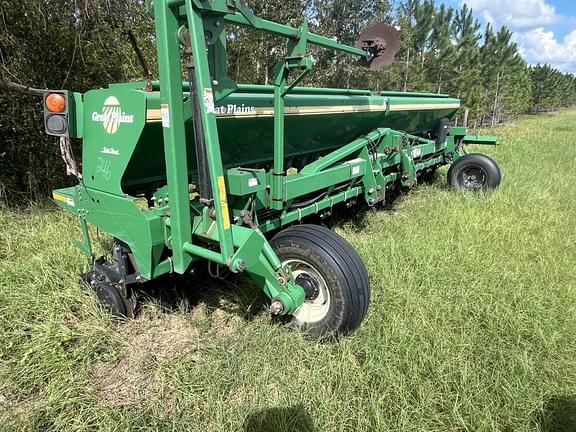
{"left": 1, "top": 110, "right": 576, "bottom": 431}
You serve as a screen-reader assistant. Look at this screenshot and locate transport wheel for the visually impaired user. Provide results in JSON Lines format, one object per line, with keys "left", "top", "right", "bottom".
{"left": 271, "top": 224, "right": 370, "bottom": 338}
{"left": 448, "top": 153, "right": 501, "bottom": 191}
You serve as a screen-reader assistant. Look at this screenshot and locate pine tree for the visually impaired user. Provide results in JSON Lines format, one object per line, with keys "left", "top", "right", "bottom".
{"left": 450, "top": 4, "right": 483, "bottom": 126}
{"left": 427, "top": 4, "right": 455, "bottom": 94}
{"left": 480, "top": 25, "right": 522, "bottom": 126}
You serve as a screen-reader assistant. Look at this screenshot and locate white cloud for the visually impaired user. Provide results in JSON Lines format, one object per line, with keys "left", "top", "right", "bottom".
{"left": 462, "top": 0, "right": 558, "bottom": 29}
{"left": 460, "top": 0, "right": 576, "bottom": 73}
{"left": 516, "top": 28, "right": 576, "bottom": 72}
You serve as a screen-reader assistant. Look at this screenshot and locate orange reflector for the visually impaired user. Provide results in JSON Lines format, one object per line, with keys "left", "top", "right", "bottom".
{"left": 45, "top": 93, "right": 66, "bottom": 113}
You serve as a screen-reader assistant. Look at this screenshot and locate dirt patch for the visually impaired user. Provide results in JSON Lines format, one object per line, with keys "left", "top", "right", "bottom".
{"left": 206, "top": 306, "right": 243, "bottom": 339}
{"left": 122, "top": 312, "right": 200, "bottom": 362}
{"left": 92, "top": 312, "right": 198, "bottom": 407}
{"left": 92, "top": 356, "right": 152, "bottom": 408}
{"left": 0, "top": 391, "right": 40, "bottom": 427}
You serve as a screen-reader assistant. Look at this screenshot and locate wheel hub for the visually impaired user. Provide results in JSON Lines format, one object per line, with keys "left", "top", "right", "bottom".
{"left": 461, "top": 166, "right": 486, "bottom": 190}
{"left": 282, "top": 259, "right": 331, "bottom": 324}
{"left": 296, "top": 273, "right": 320, "bottom": 301}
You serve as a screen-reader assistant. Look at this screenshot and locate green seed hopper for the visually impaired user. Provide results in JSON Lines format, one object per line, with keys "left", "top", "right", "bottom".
{"left": 44, "top": 0, "right": 501, "bottom": 338}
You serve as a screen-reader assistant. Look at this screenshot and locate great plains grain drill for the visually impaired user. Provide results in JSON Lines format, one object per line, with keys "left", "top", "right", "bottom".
{"left": 43, "top": 0, "right": 501, "bottom": 338}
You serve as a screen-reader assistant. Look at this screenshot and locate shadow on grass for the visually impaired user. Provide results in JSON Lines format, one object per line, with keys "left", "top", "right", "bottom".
{"left": 537, "top": 395, "right": 576, "bottom": 432}
{"left": 244, "top": 405, "right": 316, "bottom": 432}
{"left": 137, "top": 271, "right": 269, "bottom": 322}
{"left": 324, "top": 171, "right": 447, "bottom": 233}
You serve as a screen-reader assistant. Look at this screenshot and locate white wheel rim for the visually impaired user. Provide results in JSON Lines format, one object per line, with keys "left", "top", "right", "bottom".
{"left": 283, "top": 259, "right": 331, "bottom": 323}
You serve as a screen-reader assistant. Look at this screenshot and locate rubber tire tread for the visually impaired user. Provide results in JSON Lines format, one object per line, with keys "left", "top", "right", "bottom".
{"left": 272, "top": 227, "right": 364, "bottom": 336}
{"left": 448, "top": 153, "right": 501, "bottom": 191}
{"left": 274, "top": 226, "right": 365, "bottom": 332}
{"left": 294, "top": 225, "right": 370, "bottom": 319}
{"left": 288, "top": 226, "right": 367, "bottom": 325}
{"left": 271, "top": 224, "right": 370, "bottom": 337}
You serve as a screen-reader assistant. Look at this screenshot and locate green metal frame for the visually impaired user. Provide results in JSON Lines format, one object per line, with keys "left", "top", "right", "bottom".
{"left": 150, "top": 0, "right": 311, "bottom": 314}
{"left": 49, "top": 0, "right": 498, "bottom": 317}
{"left": 146, "top": 0, "right": 385, "bottom": 314}
{"left": 149, "top": 0, "right": 376, "bottom": 268}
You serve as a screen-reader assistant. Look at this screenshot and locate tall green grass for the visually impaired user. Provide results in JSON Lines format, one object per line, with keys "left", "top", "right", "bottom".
{"left": 1, "top": 110, "right": 576, "bottom": 431}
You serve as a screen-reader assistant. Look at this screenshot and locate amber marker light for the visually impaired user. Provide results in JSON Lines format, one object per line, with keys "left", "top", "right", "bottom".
{"left": 45, "top": 93, "right": 66, "bottom": 113}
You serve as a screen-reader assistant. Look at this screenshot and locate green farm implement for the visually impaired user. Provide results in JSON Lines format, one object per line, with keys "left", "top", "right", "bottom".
{"left": 43, "top": 0, "right": 501, "bottom": 338}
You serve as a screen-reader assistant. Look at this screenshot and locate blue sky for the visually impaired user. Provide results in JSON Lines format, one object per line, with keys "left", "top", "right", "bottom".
{"left": 441, "top": 0, "right": 576, "bottom": 73}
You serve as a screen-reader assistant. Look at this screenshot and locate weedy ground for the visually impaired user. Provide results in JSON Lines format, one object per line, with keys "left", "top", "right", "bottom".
{"left": 1, "top": 110, "right": 576, "bottom": 432}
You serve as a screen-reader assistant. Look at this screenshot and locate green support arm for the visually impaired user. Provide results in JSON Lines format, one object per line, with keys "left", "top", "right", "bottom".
{"left": 462, "top": 135, "right": 499, "bottom": 145}
{"left": 449, "top": 127, "right": 499, "bottom": 145}
{"left": 224, "top": 13, "right": 368, "bottom": 58}
{"left": 182, "top": 0, "right": 237, "bottom": 268}
{"left": 154, "top": 0, "right": 194, "bottom": 274}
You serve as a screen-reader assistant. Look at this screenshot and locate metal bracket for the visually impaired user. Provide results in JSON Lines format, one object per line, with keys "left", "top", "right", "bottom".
{"left": 72, "top": 212, "right": 93, "bottom": 258}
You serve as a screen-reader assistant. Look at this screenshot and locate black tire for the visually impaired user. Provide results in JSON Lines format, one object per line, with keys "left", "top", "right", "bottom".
{"left": 448, "top": 153, "right": 501, "bottom": 191}
{"left": 94, "top": 282, "right": 127, "bottom": 317}
{"left": 270, "top": 224, "right": 370, "bottom": 338}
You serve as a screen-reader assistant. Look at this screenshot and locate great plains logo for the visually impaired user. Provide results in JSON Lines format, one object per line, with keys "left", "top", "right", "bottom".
{"left": 214, "top": 104, "right": 256, "bottom": 115}
{"left": 92, "top": 96, "right": 135, "bottom": 135}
